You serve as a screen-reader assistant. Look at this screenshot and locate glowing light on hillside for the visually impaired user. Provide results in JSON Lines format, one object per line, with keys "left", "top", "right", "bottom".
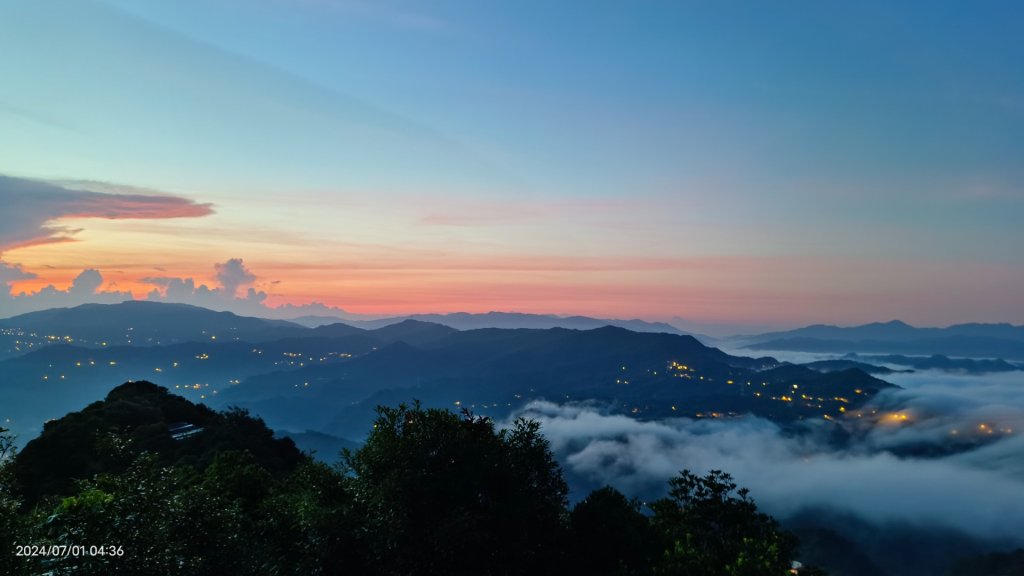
{"left": 881, "top": 412, "right": 911, "bottom": 425}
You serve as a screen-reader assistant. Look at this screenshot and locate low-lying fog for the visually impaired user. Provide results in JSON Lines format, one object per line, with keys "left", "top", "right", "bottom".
{"left": 506, "top": 368, "right": 1024, "bottom": 549}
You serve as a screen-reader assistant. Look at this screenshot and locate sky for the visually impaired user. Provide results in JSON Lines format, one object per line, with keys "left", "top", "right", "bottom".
{"left": 1, "top": 0, "right": 1022, "bottom": 328}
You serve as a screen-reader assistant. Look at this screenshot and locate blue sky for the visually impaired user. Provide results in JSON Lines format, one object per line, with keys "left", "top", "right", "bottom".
{"left": 0, "top": 0, "right": 1022, "bottom": 327}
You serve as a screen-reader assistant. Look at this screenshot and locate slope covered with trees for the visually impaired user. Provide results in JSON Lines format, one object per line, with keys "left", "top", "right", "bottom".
{"left": 0, "top": 382, "right": 822, "bottom": 575}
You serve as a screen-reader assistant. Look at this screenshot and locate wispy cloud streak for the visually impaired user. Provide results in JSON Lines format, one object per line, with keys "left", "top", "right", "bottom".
{"left": 0, "top": 174, "right": 213, "bottom": 253}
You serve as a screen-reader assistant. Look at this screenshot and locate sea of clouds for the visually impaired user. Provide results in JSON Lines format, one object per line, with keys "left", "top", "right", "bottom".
{"left": 506, "top": 368, "right": 1024, "bottom": 544}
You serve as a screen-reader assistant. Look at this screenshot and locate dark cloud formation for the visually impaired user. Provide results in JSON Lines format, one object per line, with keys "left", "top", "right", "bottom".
{"left": 508, "top": 370, "right": 1024, "bottom": 544}
{"left": 69, "top": 268, "right": 103, "bottom": 296}
{"left": 0, "top": 268, "right": 131, "bottom": 314}
{"left": 1, "top": 256, "right": 355, "bottom": 320}
{"left": 214, "top": 258, "right": 257, "bottom": 298}
{"left": 0, "top": 262, "right": 37, "bottom": 284}
{"left": 139, "top": 259, "right": 364, "bottom": 320}
{"left": 142, "top": 259, "right": 267, "bottom": 315}
{"left": 0, "top": 174, "right": 214, "bottom": 252}
{"left": 0, "top": 174, "right": 215, "bottom": 317}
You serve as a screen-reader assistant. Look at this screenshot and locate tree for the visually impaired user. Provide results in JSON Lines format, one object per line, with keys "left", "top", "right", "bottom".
{"left": 343, "top": 403, "right": 569, "bottom": 576}
{"left": 37, "top": 454, "right": 259, "bottom": 575}
{"left": 255, "top": 460, "right": 368, "bottom": 576}
{"left": 201, "top": 450, "right": 273, "bottom": 511}
{"left": 1, "top": 427, "right": 32, "bottom": 576}
{"left": 9, "top": 382, "right": 303, "bottom": 506}
{"left": 569, "top": 486, "right": 660, "bottom": 576}
{"left": 650, "top": 469, "right": 798, "bottom": 576}
{"left": 0, "top": 426, "right": 15, "bottom": 462}
{"left": 947, "top": 548, "right": 1024, "bottom": 576}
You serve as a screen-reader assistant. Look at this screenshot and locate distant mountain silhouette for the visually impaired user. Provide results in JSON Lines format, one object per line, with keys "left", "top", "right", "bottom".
{"left": 0, "top": 303, "right": 896, "bottom": 446}
{"left": 741, "top": 320, "right": 1024, "bottom": 343}
{"left": 0, "top": 302, "right": 710, "bottom": 361}
{"left": 800, "top": 359, "right": 905, "bottom": 375}
{"left": 278, "top": 429, "right": 360, "bottom": 461}
{"left": 308, "top": 321, "right": 367, "bottom": 338}
{"left": 337, "top": 311, "right": 700, "bottom": 338}
{"left": 737, "top": 321, "right": 1024, "bottom": 360}
{"left": 354, "top": 319, "right": 457, "bottom": 346}
{"left": 0, "top": 319, "right": 463, "bottom": 441}
{"left": 0, "top": 301, "right": 308, "bottom": 354}
{"left": 842, "top": 353, "right": 1021, "bottom": 373}
{"left": 214, "top": 325, "right": 893, "bottom": 440}
{"left": 285, "top": 314, "right": 353, "bottom": 328}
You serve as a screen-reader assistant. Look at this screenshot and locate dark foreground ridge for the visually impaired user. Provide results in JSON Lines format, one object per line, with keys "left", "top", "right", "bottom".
{"left": 1, "top": 381, "right": 823, "bottom": 576}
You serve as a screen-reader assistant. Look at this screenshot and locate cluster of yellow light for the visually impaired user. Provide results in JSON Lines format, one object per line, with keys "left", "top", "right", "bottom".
{"left": 881, "top": 412, "right": 911, "bottom": 424}
{"left": 949, "top": 424, "right": 1014, "bottom": 437}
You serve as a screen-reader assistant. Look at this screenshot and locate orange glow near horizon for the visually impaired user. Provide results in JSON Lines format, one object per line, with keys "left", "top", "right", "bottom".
{"left": 7, "top": 243, "right": 1024, "bottom": 324}
{"left": 3, "top": 199, "right": 1024, "bottom": 325}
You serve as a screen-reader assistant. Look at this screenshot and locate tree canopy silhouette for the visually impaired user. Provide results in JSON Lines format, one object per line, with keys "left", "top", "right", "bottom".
{"left": 651, "top": 469, "right": 798, "bottom": 576}
{"left": 0, "top": 383, "right": 829, "bottom": 575}
{"left": 343, "top": 403, "right": 568, "bottom": 576}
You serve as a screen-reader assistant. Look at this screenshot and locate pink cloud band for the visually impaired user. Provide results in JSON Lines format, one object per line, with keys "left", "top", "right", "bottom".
{"left": 0, "top": 174, "right": 214, "bottom": 253}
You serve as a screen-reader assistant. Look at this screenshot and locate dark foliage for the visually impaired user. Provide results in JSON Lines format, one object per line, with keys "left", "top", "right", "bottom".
{"left": 10, "top": 381, "right": 303, "bottom": 505}
{"left": 343, "top": 403, "right": 569, "bottom": 576}
{"left": 568, "top": 486, "right": 660, "bottom": 576}
{"left": 650, "top": 469, "right": 798, "bottom": 576}
{"left": 37, "top": 455, "right": 254, "bottom": 575}
{"left": 2, "top": 385, "right": 830, "bottom": 576}
{"left": 1, "top": 427, "right": 30, "bottom": 576}
{"left": 947, "top": 548, "right": 1024, "bottom": 576}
